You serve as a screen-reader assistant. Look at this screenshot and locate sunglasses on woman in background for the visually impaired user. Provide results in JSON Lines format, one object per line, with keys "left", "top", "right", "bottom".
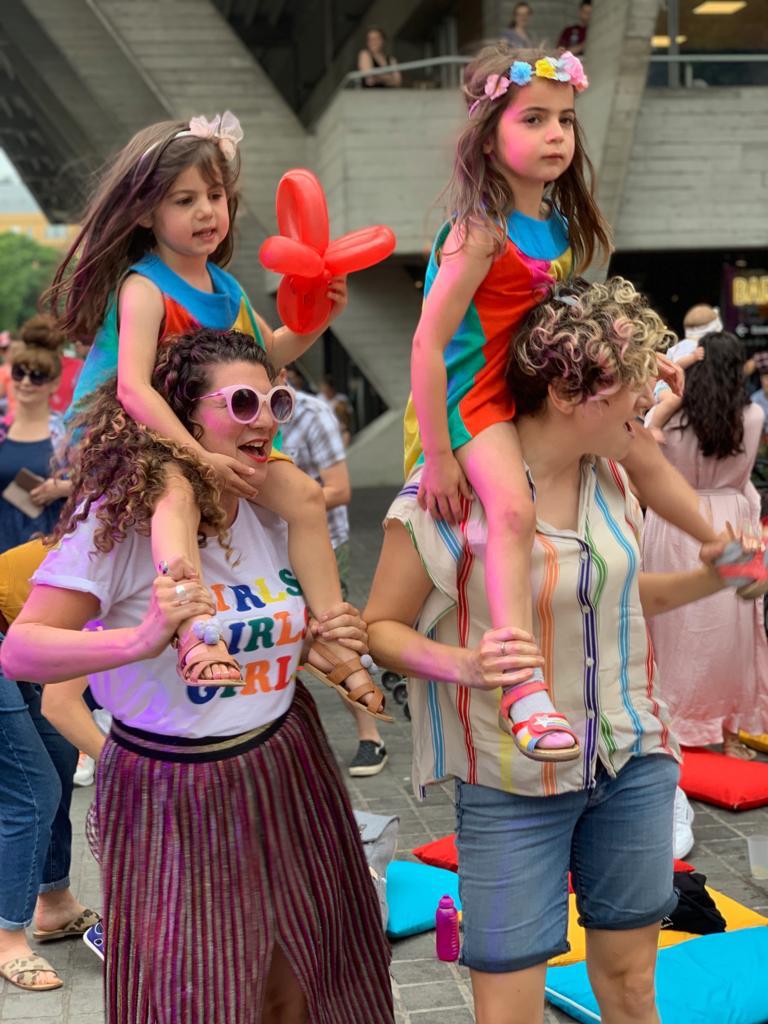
{"left": 11, "top": 364, "right": 53, "bottom": 386}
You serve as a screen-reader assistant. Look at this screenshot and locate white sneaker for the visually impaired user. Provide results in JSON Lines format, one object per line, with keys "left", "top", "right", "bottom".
{"left": 92, "top": 708, "right": 113, "bottom": 735}
{"left": 73, "top": 752, "right": 95, "bottom": 787}
{"left": 673, "top": 785, "right": 695, "bottom": 859}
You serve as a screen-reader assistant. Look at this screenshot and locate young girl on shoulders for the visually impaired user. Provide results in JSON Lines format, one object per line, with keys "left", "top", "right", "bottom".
{"left": 47, "top": 113, "right": 390, "bottom": 719}
{"left": 406, "top": 45, "right": 720, "bottom": 760}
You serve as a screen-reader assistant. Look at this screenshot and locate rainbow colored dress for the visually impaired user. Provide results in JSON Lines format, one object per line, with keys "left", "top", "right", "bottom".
{"left": 69, "top": 253, "right": 265, "bottom": 415}
{"left": 403, "top": 209, "right": 572, "bottom": 476}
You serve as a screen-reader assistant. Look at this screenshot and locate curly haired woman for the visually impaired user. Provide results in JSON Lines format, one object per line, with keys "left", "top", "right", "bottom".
{"left": 642, "top": 331, "right": 768, "bottom": 759}
{"left": 365, "top": 278, "right": 746, "bottom": 1024}
{"left": 1, "top": 329, "right": 393, "bottom": 1024}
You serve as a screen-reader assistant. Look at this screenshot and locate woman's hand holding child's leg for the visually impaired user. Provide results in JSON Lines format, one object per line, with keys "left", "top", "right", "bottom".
{"left": 258, "top": 461, "right": 392, "bottom": 722}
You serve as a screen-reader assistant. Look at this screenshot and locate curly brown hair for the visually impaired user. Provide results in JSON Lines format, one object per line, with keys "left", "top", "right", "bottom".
{"left": 48, "top": 328, "right": 275, "bottom": 556}
{"left": 444, "top": 43, "right": 611, "bottom": 271}
{"left": 506, "top": 277, "right": 675, "bottom": 416}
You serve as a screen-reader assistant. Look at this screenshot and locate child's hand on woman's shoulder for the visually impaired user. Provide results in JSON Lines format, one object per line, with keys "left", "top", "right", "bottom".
{"left": 203, "top": 450, "right": 259, "bottom": 498}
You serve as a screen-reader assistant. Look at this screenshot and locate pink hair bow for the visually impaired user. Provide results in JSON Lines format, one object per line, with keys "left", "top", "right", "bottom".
{"left": 186, "top": 111, "right": 243, "bottom": 161}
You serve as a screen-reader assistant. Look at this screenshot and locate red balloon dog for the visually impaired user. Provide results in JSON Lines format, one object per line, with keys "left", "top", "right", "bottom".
{"left": 259, "top": 168, "right": 397, "bottom": 334}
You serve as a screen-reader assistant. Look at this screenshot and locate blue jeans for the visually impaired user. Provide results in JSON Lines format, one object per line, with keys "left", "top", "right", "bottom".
{"left": 455, "top": 754, "right": 680, "bottom": 972}
{"left": 0, "top": 671, "right": 78, "bottom": 930}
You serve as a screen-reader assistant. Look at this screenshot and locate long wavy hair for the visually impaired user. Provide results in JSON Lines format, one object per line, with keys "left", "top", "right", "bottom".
{"left": 48, "top": 329, "right": 275, "bottom": 556}
{"left": 45, "top": 119, "right": 241, "bottom": 341}
{"left": 676, "top": 331, "right": 749, "bottom": 459}
{"left": 507, "top": 276, "right": 674, "bottom": 415}
{"left": 444, "top": 43, "right": 611, "bottom": 270}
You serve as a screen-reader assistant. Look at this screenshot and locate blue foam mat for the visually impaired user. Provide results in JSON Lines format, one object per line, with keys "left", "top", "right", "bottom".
{"left": 545, "top": 927, "right": 768, "bottom": 1024}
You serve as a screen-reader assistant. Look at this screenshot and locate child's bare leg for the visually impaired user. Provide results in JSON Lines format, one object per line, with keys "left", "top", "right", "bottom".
{"left": 458, "top": 424, "right": 574, "bottom": 751}
{"left": 257, "top": 460, "right": 386, "bottom": 716}
{"left": 152, "top": 465, "right": 241, "bottom": 683}
{"left": 620, "top": 427, "right": 718, "bottom": 543}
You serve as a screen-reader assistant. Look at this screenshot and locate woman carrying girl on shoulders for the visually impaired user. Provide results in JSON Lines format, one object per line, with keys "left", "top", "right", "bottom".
{"left": 47, "top": 112, "right": 390, "bottom": 721}
{"left": 406, "top": 44, "right": 724, "bottom": 762}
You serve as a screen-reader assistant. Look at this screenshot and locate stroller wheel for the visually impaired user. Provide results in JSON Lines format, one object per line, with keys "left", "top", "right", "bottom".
{"left": 392, "top": 680, "right": 408, "bottom": 706}
{"left": 381, "top": 671, "right": 403, "bottom": 691}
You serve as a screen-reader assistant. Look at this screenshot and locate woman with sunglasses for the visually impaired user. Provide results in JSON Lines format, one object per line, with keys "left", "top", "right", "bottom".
{"left": 0, "top": 316, "right": 72, "bottom": 556}
{"left": 1, "top": 328, "right": 394, "bottom": 1024}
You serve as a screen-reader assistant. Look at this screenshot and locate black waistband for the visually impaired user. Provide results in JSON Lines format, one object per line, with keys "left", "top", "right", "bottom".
{"left": 109, "top": 710, "right": 289, "bottom": 764}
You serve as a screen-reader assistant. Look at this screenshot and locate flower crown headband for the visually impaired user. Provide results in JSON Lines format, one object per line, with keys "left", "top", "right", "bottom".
{"left": 468, "top": 52, "right": 588, "bottom": 118}
{"left": 140, "top": 110, "right": 244, "bottom": 165}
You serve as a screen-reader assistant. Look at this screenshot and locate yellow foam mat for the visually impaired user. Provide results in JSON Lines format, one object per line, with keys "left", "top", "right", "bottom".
{"left": 548, "top": 887, "right": 768, "bottom": 966}
{"left": 739, "top": 730, "right": 768, "bottom": 754}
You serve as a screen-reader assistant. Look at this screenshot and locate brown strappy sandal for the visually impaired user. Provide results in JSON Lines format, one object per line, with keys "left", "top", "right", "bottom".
{"left": 175, "top": 619, "right": 243, "bottom": 686}
{"left": 302, "top": 640, "right": 393, "bottom": 722}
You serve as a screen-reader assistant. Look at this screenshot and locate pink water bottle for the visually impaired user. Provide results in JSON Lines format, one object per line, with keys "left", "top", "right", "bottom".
{"left": 435, "top": 895, "right": 460, "bottom": 961}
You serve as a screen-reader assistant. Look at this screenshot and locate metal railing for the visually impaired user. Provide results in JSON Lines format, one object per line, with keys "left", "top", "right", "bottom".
{"left": 342, "top": 51, "right": 768, "bottom": 93}
{"left": 342, "top": 56, "right": 471, "bottom": 90}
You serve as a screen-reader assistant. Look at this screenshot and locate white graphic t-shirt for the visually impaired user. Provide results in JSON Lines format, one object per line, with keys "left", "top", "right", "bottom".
{"left": 34, "top": 502, "right": 307, "bottom": 738}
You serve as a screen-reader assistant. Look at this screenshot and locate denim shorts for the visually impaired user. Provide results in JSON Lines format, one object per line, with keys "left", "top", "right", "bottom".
{"left": 455, "top": 753, "right": 680, "bottom": 973}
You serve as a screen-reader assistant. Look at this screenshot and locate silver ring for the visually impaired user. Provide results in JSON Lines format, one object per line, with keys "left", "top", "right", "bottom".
{"left": 499, "top": 641, "right": 507, "bottom": 657}
{"left": 175, "top": 583, "right": 189, "bottom": 605}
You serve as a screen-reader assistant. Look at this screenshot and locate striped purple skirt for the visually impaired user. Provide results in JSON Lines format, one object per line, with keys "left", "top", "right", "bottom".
{"left": 94, "top": 683, "right": 393, "bottom": 1024}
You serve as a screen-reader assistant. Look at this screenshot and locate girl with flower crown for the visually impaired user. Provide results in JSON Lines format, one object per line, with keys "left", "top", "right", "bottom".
{"left": 46, "top": 113, "right": 391, "bottom": 720}
{"left": 404, "top": 44, "right": 725, "bottom": 761}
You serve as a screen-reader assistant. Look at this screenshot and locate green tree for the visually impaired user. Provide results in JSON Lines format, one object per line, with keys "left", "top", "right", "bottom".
{"left": 0, "top": 232, "right": 61, "bottom": 331}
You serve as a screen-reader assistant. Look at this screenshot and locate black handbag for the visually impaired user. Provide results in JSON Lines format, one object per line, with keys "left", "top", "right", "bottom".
{"left": 661, "top": 871, "right": 726, "bottom": 935}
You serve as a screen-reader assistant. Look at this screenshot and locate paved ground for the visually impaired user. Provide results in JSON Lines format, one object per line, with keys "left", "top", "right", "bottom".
{"left": 3, "top": 486, "right": 768, "bottom": 1023}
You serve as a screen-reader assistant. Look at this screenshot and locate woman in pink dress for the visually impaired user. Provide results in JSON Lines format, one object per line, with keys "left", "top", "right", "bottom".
{"left": 642, "top": 331, "right": 768, "bottom": 758}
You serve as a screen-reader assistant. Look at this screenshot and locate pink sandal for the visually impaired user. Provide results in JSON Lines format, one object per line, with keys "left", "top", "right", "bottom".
{"left": 498, "top": 678, "right": 580, "bottom": 763}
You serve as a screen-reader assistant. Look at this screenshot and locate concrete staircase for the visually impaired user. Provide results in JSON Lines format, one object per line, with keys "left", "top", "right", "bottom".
{"left": 93, "top": 0, "right": 307, "bottom": 305}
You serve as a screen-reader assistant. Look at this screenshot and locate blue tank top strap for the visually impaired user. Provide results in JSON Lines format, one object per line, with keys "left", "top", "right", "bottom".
{"left": 506, "top": 207, "right": 569, "bottom": 261}
{"left": 129, "top": 253, "right": 245, "bottom": 331}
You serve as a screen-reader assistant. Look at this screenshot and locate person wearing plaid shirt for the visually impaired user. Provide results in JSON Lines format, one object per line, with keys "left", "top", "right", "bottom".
{"left": 279, "top": 370, "right": 388, "bottom": 777}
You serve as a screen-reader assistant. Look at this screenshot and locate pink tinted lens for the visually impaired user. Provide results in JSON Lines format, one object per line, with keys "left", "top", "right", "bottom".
{"left": 269, "top": 387, "right": 294, "bottom": 422}
{"left": 229, "top": 387, "right": 260, "bottom": 422}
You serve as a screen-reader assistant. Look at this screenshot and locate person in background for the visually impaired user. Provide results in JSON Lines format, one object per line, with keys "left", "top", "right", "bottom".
{"left": 557, "top": 2, "right": 592, "bottom": 55}
{"left": 334, "top": 399, "right": 354, "bottom": 447}
{"left": 749, "top": 350, "right": 768, "bottom": 425}
{"left": 48, "top": 343, "right": 83, "bottom": 416}
{"left": 41, "top": 673, "right": 106, "bottom": 961}
{"left": 0, "top": 539, "right": 99, "bottom": 993}
{"left": 319, "top": 372, "right": 350, "bottom": 411}
{"left": 503, "top": 3, "right": 534, "bottom": 49}
{"left": 280, "top": 366, "right": 388, "bottom": 776}
{"left": 642, "top": 331, "right": 768, "bottom": 760}
{"left": 749, "top": 350, "right": 768, "bottom": 515}
{"left": 646, "top": 304, "right": 722, "bottom": 438}
{"left": 357, "top": 27, "right": 402, "bottom": 88}
{"left": 284, "top": 362, "right": 311, "bottom": 394}
{"left": 0, "top": 318, "right": 71, "bottom": 555}
{"left": 0, "top": 331, "right": 12, "bottom": 418}
{"left": 0, "top": 320, "right": 84, "bottom": 422}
